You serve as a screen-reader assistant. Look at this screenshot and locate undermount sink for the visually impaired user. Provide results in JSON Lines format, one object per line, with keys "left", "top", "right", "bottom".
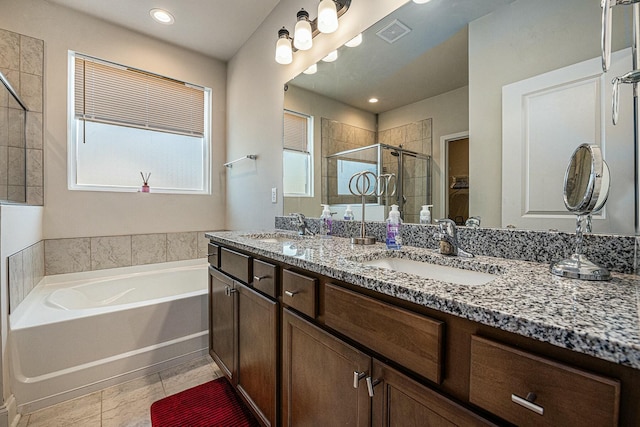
{"left": 241, "top": 232, "right": 312, "bottom": 244}
{"left": 362, "top": 257, "right": 497, "bottom": 286}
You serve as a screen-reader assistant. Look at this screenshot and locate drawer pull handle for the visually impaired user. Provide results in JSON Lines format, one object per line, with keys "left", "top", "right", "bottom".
{"left": 254, "top": 275, "right": 270, "bottom": 282}
{"left": 353, "top": 371, "right": 367, "bottom": 389}
{"left": 366, "top": 376, "right": 381, "bottom": 397}
{"left": 224, "top": 286, "right": 237, "bottom": 296}
{"left": 511, "top": 393, "right": 544, "bottom": 415}
{"left": 284, "top": 290, "right": 298, "bottom": 297}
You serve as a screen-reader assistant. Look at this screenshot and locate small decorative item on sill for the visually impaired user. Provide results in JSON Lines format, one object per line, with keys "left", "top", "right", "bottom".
{"left": 140, "top": 172, "right": 151, "bottom": 193}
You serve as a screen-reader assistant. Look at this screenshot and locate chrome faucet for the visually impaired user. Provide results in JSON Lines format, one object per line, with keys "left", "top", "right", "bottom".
{"left": 290, "top": 213, "right": 314, "bottom": 236}
{"left": 434, "top": 218, "right": 473, "bottom": 257}
{"left": 465, "top": 216, "right": 481, "bottom": 228}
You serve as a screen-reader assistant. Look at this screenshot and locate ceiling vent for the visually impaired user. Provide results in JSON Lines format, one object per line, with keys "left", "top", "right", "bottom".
{"left": 376, "top": 19, "right": 412, "bottom": 44}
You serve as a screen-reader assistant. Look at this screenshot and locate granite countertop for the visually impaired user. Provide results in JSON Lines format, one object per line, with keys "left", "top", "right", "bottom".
{"left": 206, "top": 230, "right": 640, "bottom": 370}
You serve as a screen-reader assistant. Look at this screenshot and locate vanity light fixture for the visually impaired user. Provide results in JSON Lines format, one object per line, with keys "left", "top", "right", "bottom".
{"left": 294, "top": 9, "right": 313, "bottom": 50}
{"left": 275, "top": 27, "right": 293, "bottom": 65}
{"left": 322, "top": 50, "right": 338, "bottom": 62}
{"left": 149, "top": 8, "right": 175, "bottom": 25}
{"left": 303, "top": 63, "right": 318, "bottom": 74}
{"left": 345, "top": 33, "right": 362, "bottom": 47}
{"left": 274, "top": 0, "right": 351, "bottom": 65}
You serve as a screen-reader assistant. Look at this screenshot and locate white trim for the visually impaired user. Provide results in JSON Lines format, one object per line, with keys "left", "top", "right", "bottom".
{"left": 439, "top": 131, "right": 469, "bottom": 219}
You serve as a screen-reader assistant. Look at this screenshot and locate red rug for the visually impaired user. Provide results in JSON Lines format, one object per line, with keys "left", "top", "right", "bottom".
{"left": 150, "top": 377, "right": 260, "bottom": 427}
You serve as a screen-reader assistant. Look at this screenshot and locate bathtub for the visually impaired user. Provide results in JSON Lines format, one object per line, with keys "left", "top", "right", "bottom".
{"left": 9, "top": 258, "right": 209, "bottom": 412}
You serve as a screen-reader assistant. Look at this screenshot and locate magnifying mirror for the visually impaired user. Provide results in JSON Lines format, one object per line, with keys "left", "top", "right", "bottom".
{"left": 550, "top": 144, "right": 611, "bottom": 281}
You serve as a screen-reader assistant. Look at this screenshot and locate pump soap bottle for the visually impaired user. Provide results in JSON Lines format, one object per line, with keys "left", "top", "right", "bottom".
{"left": 419, "top": 205, "right": 433, "bottom": 224}
{"left": 386, "top": 205, "right": 402, "bottom": 250}
{"left": 343, "top": 205, "right": 354, "bottom": 221}
{"left": 320, "top": 204, "right": 333, "bottom": 238}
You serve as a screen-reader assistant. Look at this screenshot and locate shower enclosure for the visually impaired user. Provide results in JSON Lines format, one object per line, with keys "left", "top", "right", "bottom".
{"left": 324, "top": 143, "right": 431, "bottom": 223}
{"left": 0, "top": 71, "right": 28, "bottom": 203}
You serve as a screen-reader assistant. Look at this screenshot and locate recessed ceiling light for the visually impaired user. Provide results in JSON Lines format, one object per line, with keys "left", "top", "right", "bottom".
{"left": 369, "top": 97, "right": 379, "bottom": 103}
{"left": 150, "top": 8, "right": 175, "bottom": 25}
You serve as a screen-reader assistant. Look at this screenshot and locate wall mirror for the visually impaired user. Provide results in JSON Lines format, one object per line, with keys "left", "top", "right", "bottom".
{"left": 283, "top": 0, "right": 635, "bottom": 235}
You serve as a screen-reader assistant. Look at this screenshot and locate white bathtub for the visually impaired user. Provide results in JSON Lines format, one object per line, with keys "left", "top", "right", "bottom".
{"left": 9, "top": 259, "right": 209, "bottom": 412}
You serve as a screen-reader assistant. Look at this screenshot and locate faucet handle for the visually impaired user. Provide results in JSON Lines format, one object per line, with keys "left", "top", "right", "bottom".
{"left": 436, "top": 218, "right": 456, "bottom": 237}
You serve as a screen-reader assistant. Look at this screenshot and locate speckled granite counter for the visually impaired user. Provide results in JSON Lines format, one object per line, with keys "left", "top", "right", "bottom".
{"left": 206, "top": 230, "right": 640, "bottom": 370}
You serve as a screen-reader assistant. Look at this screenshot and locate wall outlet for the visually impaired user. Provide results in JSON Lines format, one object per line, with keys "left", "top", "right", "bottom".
{"left": 271, "top": 187, "right": 277, "bottom": 203}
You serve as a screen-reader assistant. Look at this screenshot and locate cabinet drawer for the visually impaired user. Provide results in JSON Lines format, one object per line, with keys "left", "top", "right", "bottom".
{"left": 252, "top": 259, "right": 277, "bottom": 298}
{"left": 207, "top": 243, "right": 219, "bottom": 268}
{"left": 220, "top": 248, "right": 251, "bottom": 283}
{"left": 281, "top": 269, "right": 317, "bottom": 318}
{"left": 324, "top": 283, "right": 444, "bottom": 384}
{"left": 469, "top": 336, "right": 620, "bottom": 427}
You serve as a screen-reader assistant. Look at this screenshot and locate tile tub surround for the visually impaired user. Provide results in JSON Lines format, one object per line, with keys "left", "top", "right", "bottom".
{"left": 275, "top": 216, "right": 637, "bottom": 274}
{"left": 206, "top": 230, "right": 640, "bottom": 370}
{"left": 8, "top": 231, "right": 212, "bottom": 312}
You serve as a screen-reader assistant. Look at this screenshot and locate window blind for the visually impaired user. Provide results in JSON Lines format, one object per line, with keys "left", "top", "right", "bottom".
{"left": 283, "top": 111, "right": 309, "bottom": 152}
{"left": 74, "top": 56, "right": 205, "bottom": 137}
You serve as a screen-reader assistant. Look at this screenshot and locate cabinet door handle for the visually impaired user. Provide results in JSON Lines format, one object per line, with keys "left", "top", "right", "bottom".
{"left": 353, "top": 371, "right": 367, "bottom": 389}
{"left": 254, "top": 275, "right": 270, "bottom": 282}
{"left": 284, "top": 290, "right": 298, "bottom": 297}
{"left": 224, "top": 286, "right": 237, "bottom": 296}
{"left": 366, "top": 376, "right": 381, "bottom": 397}
{"left": 511, "top": 393, "right": 544, "bottom": 415}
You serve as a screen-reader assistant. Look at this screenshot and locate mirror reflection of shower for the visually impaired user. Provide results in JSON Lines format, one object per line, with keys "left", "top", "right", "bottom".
{"left": 0, "top": 71, "right": 28, "bottom": 204}
{"left": 324, "top": 143, "right": 432, "bottom": 222}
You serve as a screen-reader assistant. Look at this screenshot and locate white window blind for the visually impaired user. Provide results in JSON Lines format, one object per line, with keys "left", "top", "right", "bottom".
{"left": 283, "top": 111, "right": 309, "bottom": 152}
{"left": 74, "top": 55, "right": 205, "bottom": 137}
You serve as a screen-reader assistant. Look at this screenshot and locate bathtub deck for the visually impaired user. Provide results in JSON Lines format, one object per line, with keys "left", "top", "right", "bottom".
{"left": 17, "top": 355, "right": 222, "bottom": 427}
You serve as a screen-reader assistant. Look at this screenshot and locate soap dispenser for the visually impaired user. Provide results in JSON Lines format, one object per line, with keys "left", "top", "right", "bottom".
{"left": 386, "top": 204, "right": 402, "bottom": 250}
{"left": 343, "top": 205, "right": 354, "bottom": 220}
{"left": 320, "top": 204, "right": 333, "bottom": 238}
{"left": 419, "top": 205, "right": 433, "bottom": 224}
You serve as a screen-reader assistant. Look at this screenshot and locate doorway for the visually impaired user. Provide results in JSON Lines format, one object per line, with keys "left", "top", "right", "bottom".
{"left": 440, "top": 132, "right": 469, "bottom": 225}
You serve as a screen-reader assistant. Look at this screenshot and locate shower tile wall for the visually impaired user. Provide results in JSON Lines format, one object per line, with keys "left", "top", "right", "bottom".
{"left": 7, "top": 231, "right": 211, "bottom": 313}
{"left": 379, "top": 119, "right": 432, "bottom": 223}
{"left": 0, "top": 28, "right": 44, "bottom": 205}
{"left": 322, "top": 118, "right": 376, "bottom": 205}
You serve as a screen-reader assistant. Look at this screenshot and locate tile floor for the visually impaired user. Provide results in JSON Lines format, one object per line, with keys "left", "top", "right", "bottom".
{"left": 17, "top": 355, "right": 223, "bottom": 427}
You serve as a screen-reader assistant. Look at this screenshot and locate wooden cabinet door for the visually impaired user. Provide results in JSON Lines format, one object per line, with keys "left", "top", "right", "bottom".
{"left": 208, "top": 267, "right": 237, "bottom": 383}
{"left": 371, "top": 359, "right": 495, "bottom": 427}
{"left": 282, "top": 309, "right": 371, "bottom": 427}
{"left": 237, "top": 283, "right": 278, "bottom": 427}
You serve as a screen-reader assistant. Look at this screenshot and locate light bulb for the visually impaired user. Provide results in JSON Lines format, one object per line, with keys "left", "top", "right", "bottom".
{"left": 318, "top": 0, "right": 339, "bottom": 34}
{"left": 303, "top": 64, "right": 318, "bottom": 75}
{"left": 294, "top": 9, "right": 313, "bottom": 51}
{"left": 345, "top": 33, "right": 362, "bottom": 48}
{"left": 150, "top": 8, "right": 175, "bottom": 25}
{"left": 322, "top": 50, "right": 338, "bottom": 62}
{"left": 413, "top": 0, "right": 433, "bottom": 3}
{"left": 275, "top": 27, "right": 293, "bottom": 65}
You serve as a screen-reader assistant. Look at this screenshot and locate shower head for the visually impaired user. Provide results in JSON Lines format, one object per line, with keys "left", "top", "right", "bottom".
{"left": 390, "top": 150, "right": 399, "bottom": 157}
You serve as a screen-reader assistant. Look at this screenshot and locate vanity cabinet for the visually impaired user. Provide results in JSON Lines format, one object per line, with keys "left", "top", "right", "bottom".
{"left": 209, "top": 253, "right": 279, "bottom": 426}
{"left": 370, "top": 360, "right": 495, "bottom": 427}
{"left": 469, "top": 336, "right": 620, "bottom": 427}
{"left": 208, "top": 238, "right": 639, "bottom": 426}
{"left": 208, "top": 267, "right": 237, "bottom": 381}
{"left": 282, "top": 308, "right": 371, "bottom": 426}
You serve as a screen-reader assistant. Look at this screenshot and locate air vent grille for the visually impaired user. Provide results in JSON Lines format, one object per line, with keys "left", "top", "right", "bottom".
{"left": 376, "top": 19, "right": 412, "bottom": 44}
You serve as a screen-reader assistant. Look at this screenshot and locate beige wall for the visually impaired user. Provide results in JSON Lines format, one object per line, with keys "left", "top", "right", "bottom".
{"left": 468, "top": 0, "right": 630, "bottom": 227}
{"left": 0, "top": 0, "right": 227, "bottom": 239}
{"left": 226, "top": 0, "right": 407, "bottom": 230}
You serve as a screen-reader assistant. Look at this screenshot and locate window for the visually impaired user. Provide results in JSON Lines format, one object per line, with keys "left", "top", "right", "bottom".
{"left": 68, "top": 52, "right": 211, "bottom": 194}
{"left": 283, "top": 110, "right": 313, "bottom": 197}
